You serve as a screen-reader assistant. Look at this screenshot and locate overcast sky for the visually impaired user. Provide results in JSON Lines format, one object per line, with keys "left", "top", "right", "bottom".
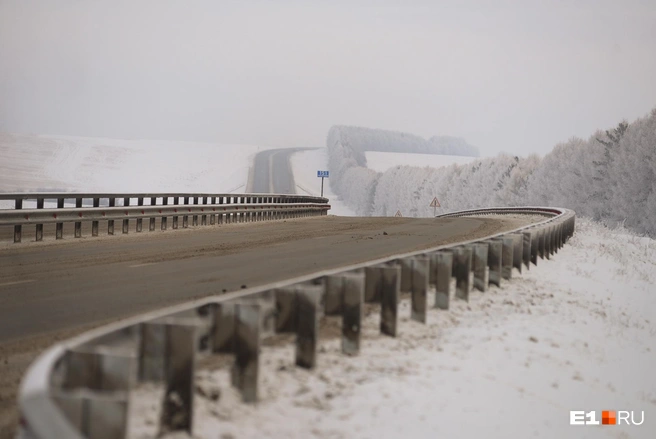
{"left": 1, "top": 0, "right": 655, "bottom": 156}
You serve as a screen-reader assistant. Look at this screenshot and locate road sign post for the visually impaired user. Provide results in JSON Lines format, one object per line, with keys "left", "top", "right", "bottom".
{"left": 430, "top": 197, "right": 441, "bottom": 217}
{"left": 317, "top": 171, "right": 329, "bottom": 197}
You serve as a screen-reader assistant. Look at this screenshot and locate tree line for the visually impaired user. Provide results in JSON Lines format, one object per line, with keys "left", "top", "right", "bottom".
{"left": 327, "top": 108, "right": 656, "bottom": 237}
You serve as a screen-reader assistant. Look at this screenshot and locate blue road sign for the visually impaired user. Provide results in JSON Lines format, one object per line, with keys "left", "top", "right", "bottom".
{"left": 317, "top": 170, "right": 329, "bottom": 178}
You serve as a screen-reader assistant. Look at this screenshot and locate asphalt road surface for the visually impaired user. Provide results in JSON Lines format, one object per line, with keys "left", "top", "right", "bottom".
{"left": 251, "top": 148, "right": 308, "bottom": 193}
{"left": 0, "top": 215, "right": 541, "bottom": 342}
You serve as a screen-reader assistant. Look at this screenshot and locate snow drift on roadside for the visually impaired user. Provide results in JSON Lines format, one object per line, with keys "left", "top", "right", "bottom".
{"left": 131, "top": 218, "right": 655, "bottom": 439}
{"left": 290, "top": 149, "right": 355, "bottom": 216}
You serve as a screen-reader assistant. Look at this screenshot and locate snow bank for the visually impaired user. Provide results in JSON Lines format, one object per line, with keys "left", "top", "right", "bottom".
{"left": 289, "top": 149, "right": 355, "bottom": 216}
{"left": 133, "top": 219, "right": 655, "bottom": 439}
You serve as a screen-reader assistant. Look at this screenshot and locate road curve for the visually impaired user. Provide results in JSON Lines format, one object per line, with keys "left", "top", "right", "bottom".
{"left": 0, "top": 215, "right": 540, "bottom": 343}
{"left": 251, "top": 148, "right": 309, "bottom": 193}
{"left": 0, "top": 214, "right": 543, "bottom": 435}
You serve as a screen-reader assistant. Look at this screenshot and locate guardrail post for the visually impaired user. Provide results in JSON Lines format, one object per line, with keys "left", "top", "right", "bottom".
{"left": 538, "top": 228, "right": 546, "bottom": 260}
{"left": 172, "top": 197, "right": 179, "bottom": 229}
{"left": 159, "top": 323, "right": 196, "bottom": 436}
{"left": 74, "top": 198, "right": 83, "bottom": 238}
{"left": 364, "top": 265, "right": 384, "bottom": 302}
{"left": 139, "top": 322, "right": 165, "bottom": 382}
{"left": 342, "top": 273, "right": 364, "bottom": 355}
{"left": 231, "top": 302, "right": 260, "bottom": 403}
{"left": 212, "top": 302, "right": 236, "bottom": 353}
{"left": 398, "top": 256, "right": 429, "bottom": 323}
{"left": 183, "top": 197, "right": 189, "bottom": 228}
{"left": 13, "top": 199, "right": 22, "bottom": 243}
{"left": 136, "top": 198, "right": 143, "bottom": 232}
{"left": 149, "top": 197, "right": 156, "bottom": 231}
{"left": 453, "top": 246, "right": 472, "bottom": 301}
{"left": 210, "top": 197, "right": 216, "bottom": 225}
{"left": 498, "top": 236, "right": 514, "bottom": 280}
{"left": 192, "top": 197, "right": 199, "bottom": 226}
{"left": 201, "top": 197, "right": 207, "bottom": 225}
{"left": 218, "top": 197, "right": 224, "bottom": 224}
{"left": 55, "top": 347, "right": 136, "bottom": 439}
{"left": 92, "top": 198, "right": 100, "bottom": 236}
{"left": 53, "top": 391, "right": 130, "bottom": 439}
{"left": 530, "top": 229, "right": 539, "bottom": 266}
{"left": 486, "top": 240, "right": 502, "bottom": 287}
{"left": 380, "top": 265, "right": 401, "bottom": 337}
{"left": 561, "top": 222, "right": 567, "bottom": 247}
{"left": 122, "top": 197, "right": 130, "bottom": 234}
{"left": 434, "top": 251, "right": 453, "bottom": 309}
{"left": 522, "top": 231, "right": 532, "bottom": 270}
{"left": 324, "top": 275, "right": 344, "bottom": 316}
{"left": 35, "top": 198, "right": 44, "bottom": 241}
{"left": 108, "top": 197, "right": 116, "bottom": 235}
{"left": 161, "top": 197, "right": 168, "bottom": 231}
{"left": 323, "top": 273, "right": 365, "bottom": 354}
{"left": 56, "top": 197, "right": 65, "bottom": 239}
{"left": 274, "top": 288, "right": 297, "bottom": 333}
{"left": 509, "top": 234, "right": 523, "bottom": 274}
{"left": 472, "top": 243, "right": 489, "bottom": 292}
{"left": 296, "top": 287, "right": 320, "bottom": 369}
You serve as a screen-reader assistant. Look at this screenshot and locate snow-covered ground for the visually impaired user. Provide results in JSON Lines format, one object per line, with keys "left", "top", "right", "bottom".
{"left": 0, "top": 133, "right": 284, "bottom": 207}
{"left": 364, "top": 151, "right": 478, "bottom": 173}
{"left": 1, "top": 134, "right": 354, "bottom": 216}
{"left": 128, "top": 218, "right": 655, "bottom": 439}
{"left": 290, "top": 149, "right": 355, "bottom": 216}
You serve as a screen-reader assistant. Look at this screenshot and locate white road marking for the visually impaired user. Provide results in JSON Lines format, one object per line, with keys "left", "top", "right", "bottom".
{"left": 0, "top": 279, "right": 36, "bottom": 287}
{"left": 129, "top": 262, "right": 158, "bottom": 268}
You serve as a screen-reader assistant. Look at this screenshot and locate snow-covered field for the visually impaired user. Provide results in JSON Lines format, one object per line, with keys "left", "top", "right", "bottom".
{"left": 364, "top": 151, "right": 478, "bottom": 173}
{"left": 128, "top": 218, "right": 655, "bottom": 439}
{"left": 0, "top": 133, "right": 280, "bottom": 207}
{"left": 1, "top": 134, "right": 353, "bottom": 216}
{"left": 290, "top": 149, "right": 355, "bottom": 216}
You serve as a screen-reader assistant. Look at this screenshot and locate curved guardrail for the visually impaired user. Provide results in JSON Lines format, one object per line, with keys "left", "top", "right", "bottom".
{"left": 0, "top": 192, "right": 330, "bottom": 243}
{"left": 16, "top": 207, "right": 575, "bottom": 439}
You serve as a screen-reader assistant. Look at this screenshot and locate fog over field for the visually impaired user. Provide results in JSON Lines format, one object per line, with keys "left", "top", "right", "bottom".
{"left": 1, "top": 1, "right": 655, "bottom": 156}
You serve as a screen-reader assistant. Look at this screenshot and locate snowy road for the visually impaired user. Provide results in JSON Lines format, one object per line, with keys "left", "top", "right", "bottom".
{"left": 251, "top": 148, "right": 310, "bottom": 193}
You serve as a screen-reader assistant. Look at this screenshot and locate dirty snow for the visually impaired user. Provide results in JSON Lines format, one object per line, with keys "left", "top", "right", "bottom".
{"left": 127, "top": 218, "right": 656, "bottom": 439}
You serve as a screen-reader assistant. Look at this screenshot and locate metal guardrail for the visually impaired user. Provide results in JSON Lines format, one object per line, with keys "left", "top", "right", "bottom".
{"left": 16, "top": 207, "right": 576, "bottom": 439}
{"left": 0, "top": 193, "right": 330, "bottom": 243}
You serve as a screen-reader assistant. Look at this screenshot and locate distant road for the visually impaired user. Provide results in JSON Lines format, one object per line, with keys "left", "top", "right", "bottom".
{"left": 251, "top": 148, "right": 311, "bottom": 193}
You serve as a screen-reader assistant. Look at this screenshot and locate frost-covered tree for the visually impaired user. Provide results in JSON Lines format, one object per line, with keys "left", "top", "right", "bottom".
{"left": 327, "top": 110, "right": 656, "bottom": 237}
{"left": 427, "top": 135, "right": 480, "bottom": 157}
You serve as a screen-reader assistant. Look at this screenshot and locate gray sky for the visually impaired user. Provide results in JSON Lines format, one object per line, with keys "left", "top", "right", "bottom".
{"left": 1, "top": 0, "right": 655, "bottom": 156}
